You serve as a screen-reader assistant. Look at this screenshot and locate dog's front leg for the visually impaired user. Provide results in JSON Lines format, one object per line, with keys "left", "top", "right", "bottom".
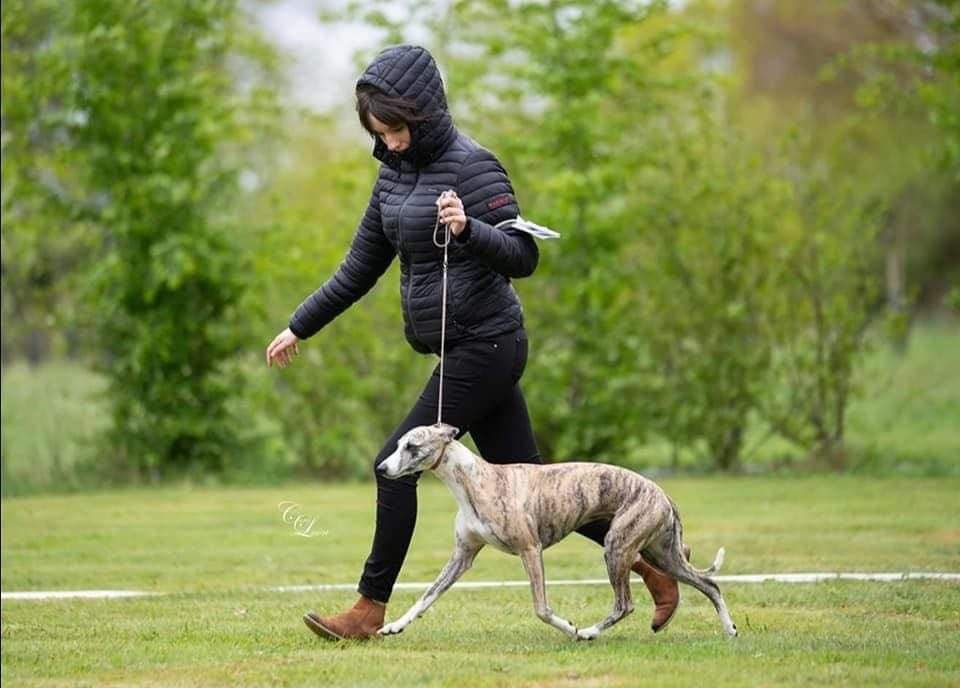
{"left": 519, "top": 546, "right": 579, "bottom": 640}
{"left": 379, "top": 541, "right": 482, "bottom": 636}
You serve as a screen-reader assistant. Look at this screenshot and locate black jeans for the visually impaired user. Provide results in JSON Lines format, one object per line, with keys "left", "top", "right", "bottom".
{"left": 357, "top": 328, "right": 611, "bottom": 603}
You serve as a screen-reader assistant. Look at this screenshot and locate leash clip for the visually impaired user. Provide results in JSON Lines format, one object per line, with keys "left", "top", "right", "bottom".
{"left": 433, "top": 189, "right": 456, "bottom": 248}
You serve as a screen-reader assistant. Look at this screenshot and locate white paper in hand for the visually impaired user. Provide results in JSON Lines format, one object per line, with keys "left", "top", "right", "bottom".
{"left": 494, "top": 215, "right": 561, "bottom": 239}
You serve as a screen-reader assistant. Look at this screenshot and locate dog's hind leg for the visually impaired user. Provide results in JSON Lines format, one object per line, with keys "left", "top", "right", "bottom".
{"left": 519, "top": 546, "right": 579, "bottom": 640}
{"left": 672, "top": 563, "right": 736, "bottom": 637}
{"left": 576, "top": 534, "right": 637, "bottom": 641}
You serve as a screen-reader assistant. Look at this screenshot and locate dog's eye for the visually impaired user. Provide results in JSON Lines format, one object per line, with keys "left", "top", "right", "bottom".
{"left": 405, "top": 442, "right": 420, "bottom": 453}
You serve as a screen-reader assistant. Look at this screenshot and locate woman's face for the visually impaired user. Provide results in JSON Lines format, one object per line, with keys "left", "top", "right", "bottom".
{"left": 368, "top": 114, "right": 411, "bottom": 153}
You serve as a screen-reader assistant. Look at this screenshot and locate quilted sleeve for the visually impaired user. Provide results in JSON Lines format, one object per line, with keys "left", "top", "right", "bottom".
{"left": 454, "top": 148, "right": 539, "bottom": 278}
{"left": 288, "top": 183, "right": 395, "bottom": 339}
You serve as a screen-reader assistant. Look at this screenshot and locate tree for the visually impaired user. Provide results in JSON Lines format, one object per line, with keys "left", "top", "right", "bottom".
{"left": 757, "top": 154, "right": 886, "bottom": 468}
{"left": 632, "top": 118, "right": 787, "bottom": 470}
{"left": 2, "top": 0, "right": 283, "bottom": 478}
{"left": 731, "top": 0, "right": 960, "bottom": 315}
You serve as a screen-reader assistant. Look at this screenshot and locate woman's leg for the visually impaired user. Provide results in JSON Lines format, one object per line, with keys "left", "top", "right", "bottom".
{"left": 356, "top": 395, "right": 438, "bottom": 604}
{"left": 468, "top": 383, "right": 540, "bottom": 463}
{"left": 468, "top": 395, "right": 612, "bottom": 547}
{"left": 464, "top": 331, "right": 613, "bottom": 547}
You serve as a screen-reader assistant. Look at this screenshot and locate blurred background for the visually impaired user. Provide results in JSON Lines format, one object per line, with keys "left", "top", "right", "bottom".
{"left": 2, "top": 0, "right": 957, "bottom": 497}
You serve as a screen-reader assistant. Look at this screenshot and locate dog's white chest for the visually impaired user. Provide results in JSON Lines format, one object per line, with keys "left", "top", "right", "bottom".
{"left": 456, "top": 507, "right": 514, "bottom": 553}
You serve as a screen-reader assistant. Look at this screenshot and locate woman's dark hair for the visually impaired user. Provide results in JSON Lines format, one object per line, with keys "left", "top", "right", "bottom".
{"left": 356, "top": 83, "right": 431, "bottom": 138}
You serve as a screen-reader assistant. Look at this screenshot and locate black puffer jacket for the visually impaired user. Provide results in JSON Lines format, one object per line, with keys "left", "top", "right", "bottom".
{"left": 288, "top": 44, "right": 539, "bottom": 354}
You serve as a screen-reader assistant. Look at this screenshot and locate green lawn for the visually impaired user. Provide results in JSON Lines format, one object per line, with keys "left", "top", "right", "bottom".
{"left": 2, "top": 477, "right": 959, "bottom": 686}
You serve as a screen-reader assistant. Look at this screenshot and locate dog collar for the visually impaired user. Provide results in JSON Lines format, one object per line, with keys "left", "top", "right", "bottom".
{"left": 427, "top": 452, "right": 445, "bottom": 471}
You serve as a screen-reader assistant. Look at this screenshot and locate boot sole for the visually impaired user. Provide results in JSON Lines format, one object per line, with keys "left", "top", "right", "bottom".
{"left": 303, "top": 612, "right": 346, "bottom": 641}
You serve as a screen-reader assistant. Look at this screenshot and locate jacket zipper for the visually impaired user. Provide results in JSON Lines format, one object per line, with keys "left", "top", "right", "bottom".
{"left": 398, "top": 170, "right": 424, "bottom": 345}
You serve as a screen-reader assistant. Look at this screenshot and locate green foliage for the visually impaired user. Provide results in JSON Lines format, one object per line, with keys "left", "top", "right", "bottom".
{"left": 2, "top": 0, "right": 286, "bottom": 479}
{"left": 3, "top": 322, "right": 956, "bottom": 497}
{"left": 4, "top": 0, "right": 955, "bottom": 484}
{"left": 731, "top": 0, "right": 960, "bottom": 311}
{"left": 833, "top": 0, "right": 960, "bottom": 180}
{"left": 1, "top": 0, "right": 98, "bottom": 362}
{"left": 632, "top": 121, "right": 785, "bottom": 470}
{"left": 631, "top": 122, "right": 888, "bottom": 469}
{"left": 758, "top": 153, "right": 886, "bottom": 467}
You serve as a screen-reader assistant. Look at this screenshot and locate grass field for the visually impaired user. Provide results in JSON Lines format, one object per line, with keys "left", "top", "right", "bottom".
{"left": 2, "top": 477, "right": 959, "bottom": 687}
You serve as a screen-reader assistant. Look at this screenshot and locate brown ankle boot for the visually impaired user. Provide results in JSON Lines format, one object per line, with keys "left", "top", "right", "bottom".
{"left": 632, "top": 544, "right": 692, "bottom": 633}
{"left": 303, "top": 595, "right": 386, "bottom": 641}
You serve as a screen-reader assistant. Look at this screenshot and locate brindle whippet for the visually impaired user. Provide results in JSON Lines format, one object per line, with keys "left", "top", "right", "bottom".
{"left": 375, "top": 423, "right": 738, "bottom": 641}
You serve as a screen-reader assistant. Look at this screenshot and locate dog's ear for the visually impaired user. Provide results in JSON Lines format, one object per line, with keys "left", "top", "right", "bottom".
{"left": 436, "top": 423, "right": 459, "bottom": 442}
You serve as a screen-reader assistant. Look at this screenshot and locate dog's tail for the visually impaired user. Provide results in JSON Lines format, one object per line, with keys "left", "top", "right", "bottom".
{"left": 670, "top": 500, "right": 725, "bottom": 577}
{"left": 701, "top": 546, "right": 726, "bottom": 576}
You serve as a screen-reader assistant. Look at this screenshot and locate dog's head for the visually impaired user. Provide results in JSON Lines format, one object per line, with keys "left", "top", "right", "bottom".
{"left": 376, "top": 423, "right": 459, "bottom": 479}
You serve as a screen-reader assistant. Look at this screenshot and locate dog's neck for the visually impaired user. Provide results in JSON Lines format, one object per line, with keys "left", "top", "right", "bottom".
{"left": 433, "top": 440, "right": 479, "bottom": 472}
{"left": 432, "top": 441, "right": 491, "bottom": 493}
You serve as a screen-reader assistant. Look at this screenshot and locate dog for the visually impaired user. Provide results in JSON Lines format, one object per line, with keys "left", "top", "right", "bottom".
{"left": 375, "top": 423, "right": 738, "bottom": 640}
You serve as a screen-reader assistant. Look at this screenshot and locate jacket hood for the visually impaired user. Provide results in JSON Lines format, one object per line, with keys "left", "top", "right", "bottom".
{"left": 357, "top": 44, "right": 458, "bottom": 170}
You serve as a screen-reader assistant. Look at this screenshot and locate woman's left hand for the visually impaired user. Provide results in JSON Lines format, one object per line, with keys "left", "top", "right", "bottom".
{"left": 437, "top": 190, "right": 467, "bottom": 236}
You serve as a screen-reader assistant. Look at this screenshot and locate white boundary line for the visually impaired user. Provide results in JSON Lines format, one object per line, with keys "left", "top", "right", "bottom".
{"left": 3, "top": 572, "right": 958, "bottom": 601}
{"left": 269, "top": 572, "right": 960, "bottom": 593}
{"left": 1, "top": 590, "right": 164, "bottom": 600}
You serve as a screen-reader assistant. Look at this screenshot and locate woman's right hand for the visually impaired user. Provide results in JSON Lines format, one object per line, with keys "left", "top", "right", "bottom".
{"left": 266, "top": 327, "right": 301, "bottom": 368}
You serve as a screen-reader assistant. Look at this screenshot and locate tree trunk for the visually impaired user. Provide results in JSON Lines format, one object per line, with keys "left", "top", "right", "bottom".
{"left": 886, "top": 223, "right": 908, "bottom": 352}
{"left": 712, "top": 425, "right": 744, "bottom": 471}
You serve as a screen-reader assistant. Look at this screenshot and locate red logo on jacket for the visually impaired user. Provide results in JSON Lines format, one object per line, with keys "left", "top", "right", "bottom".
{"left": 487, "top": 194, "right": 513, "bottom": 210}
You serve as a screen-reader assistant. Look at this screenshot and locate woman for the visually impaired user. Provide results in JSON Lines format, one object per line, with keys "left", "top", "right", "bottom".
{"left": 265, "top": 44, "right": 680, "bottom": 641}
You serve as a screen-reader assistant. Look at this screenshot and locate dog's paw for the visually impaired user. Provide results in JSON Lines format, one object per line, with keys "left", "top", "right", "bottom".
{"left": 378, "top": 621, "right": 406, "bottom": 636}
{"left": 576, "top": 626, "right": 600, "bottom": 641}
